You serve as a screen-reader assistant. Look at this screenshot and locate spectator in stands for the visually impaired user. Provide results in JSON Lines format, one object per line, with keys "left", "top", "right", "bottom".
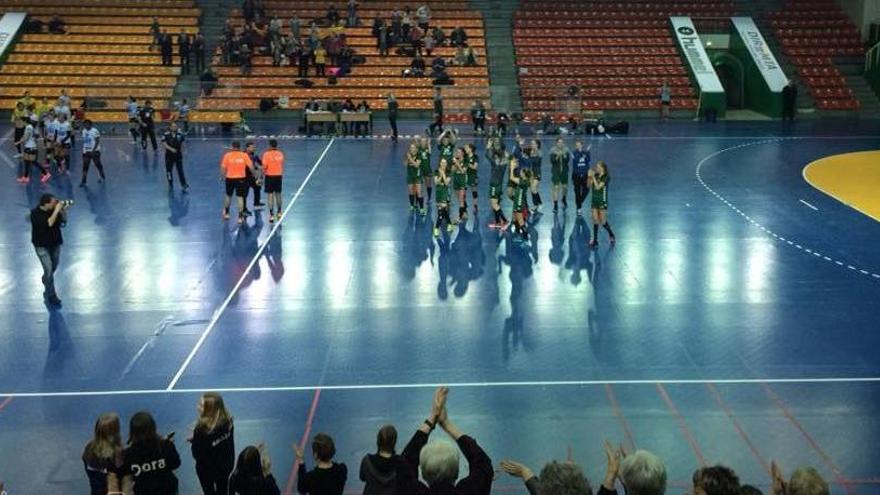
{"left": 314, "top": 45, "right": 327, "bottom": 76}
{"left": 272, "top": 36, "right": 286, "bottom": 67}
{"left": 150, "top": 16, "right": 161, "bottom": 52}
{"left": 119, "top": 411, "right": 181, "bottom": 495}
{"left": 193, "top": 32, "right": 206, "bottom": 72}
{"left": 268, "top": 15, "right": 282, "bottom": 44}
{"left": 771, "top": 463, "right": 827, "bottom": 495}
{"left": 453, "top": 47, "right": 468, "bottom": 66}
{"left": 693, "top": 466, "right": 740, "bottom": 495}
{"left": 464, "top": 47, "right": 478, "bottom": 66}
{"left": 378, "top": 24, "right": 389, "bottom": 56}
{"left": 48, "top": 15, "right": 65, "bottom": 34}
{"left": 401, "top": 11, "right": 413, "bottom": 42}
{"left": 411, "top": 25, "right": 425, "bottom": 55}
{"left": 602, "top": 446, "right": 666, "bottom": 495}
{"left": 298, "top": 46, "right": 312, "bottom": 78}
{"left": 304, "top": 98, "right": 321, "bottom": 135}
{"left": 417, "top": 5, "right": 431, "bottom": 31}
{"left": 423, "top": 33, "right": 435, "bottom": 57}
{"left": 327, "top": 34, "right": 341, "bottom": 66}
{"left": 387, "top": 93, "right": 399, "bottom": 141}
{"left": 160, "top": 30, "right": 173, "bottom": 66}
{"left": 309, "top": 23, "right": 321, "bottom": 53}
{"left": 178, "top": 30, "right": 191, "bottom": 75}
{"left": 229, "top": 444, "right": 281, "bottom": 495}
{"left": 782, "top": 80, "right": 797, "bottom": 122}
{"left": 390, "top": 11, "right": 403, "bottom": 43}
{"left": 402, "top": 387, "right": 493, "bottom": 495}
{"left": 83, "top": 413, "right": 124, "bottom": 495}
{"left": 240, "top": 43, "right": 253, "bottom": 75}
{"left": 242, "top": 0, "right": 257, "bottom": 24}
{"left": 347, "top": 0, "right": 359, "bottom": 27}
{"left": 296, "top": 433, "right": 348, "bottom": 495}
{"left": 360, "top": 425, "right": 405, "bottom": 495}
{"left": 223, "top": 19, "right": 235, "bottom": 41}
{"left": 290, "top": 15, "right": 302, "bottom": 42}
{"left": 659, "top": 82, "right": 671, "bottom": 120}
{"left": 450, "top": 26, "right": 467, "bottom": 47}
{"left": 430, "top": 57, "right": 449, "bottom": 81}
{"left": 432, "top": 26, "right": 446, "bottom": 46}
{"left": 496, "top": 110, "right": 510, "bottom": 136}
{"left": 471, "top": 100, "right": 486, "bottom": 135}
{"left": 327, "top": 4, "right": 341, "bottom": 26}
{"left": 191, "top": 392, "right": 235, "bottom": 495}
{"left": 200, "top": 69, "right": 219, "bottom": 96}
{"left": 501, "top": 458, "right": 591, "bottom": 495}
{"left": 408, "top": 54, "right": 426, "bottom": 77}
{"left": 338, "top": 46, "right": 353, "bottom": 76}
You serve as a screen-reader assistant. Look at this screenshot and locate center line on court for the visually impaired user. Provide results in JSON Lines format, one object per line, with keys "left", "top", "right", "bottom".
{"left": 165, "top": 138, "right": 336, "bottom": 391}
{"left": 799, "top": 199, "right": 818, "bottom": 211}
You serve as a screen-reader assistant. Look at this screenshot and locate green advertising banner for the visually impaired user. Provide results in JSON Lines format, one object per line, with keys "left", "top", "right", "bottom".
{"left": 670, "top": 16, "right": 726, "bottom": 117}
{"left": 729, "top": 17, "right": 788, "bottom": 118}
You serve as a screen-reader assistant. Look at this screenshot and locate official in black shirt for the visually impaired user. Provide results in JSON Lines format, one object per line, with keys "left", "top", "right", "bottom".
{"left": 193, "top": 32, "right": 206, "bottom": 72}
{"left": 387, "top": 94, "right": 399, "bottom": 141}
{"left": 138, "top": 100, "right": 158, "bottom": 151}
{"left": 31, "top": 193, "right": 68, "bottom": 307}
{"left": 245, "top": 141, "right": 264, "bottom": 211}
{"left": 160, "top": 30, "right": 173, "bottom": 66}
{"left": 178, "top": 31, "right": 191, "bottom": 74}
{"left": 162, "top": 122, "right": 188, "bottom": 191}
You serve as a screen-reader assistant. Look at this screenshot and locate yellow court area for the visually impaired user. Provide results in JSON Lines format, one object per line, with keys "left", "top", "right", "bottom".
{"left": 803, "top": 150, "right": 880, "bottom": 222}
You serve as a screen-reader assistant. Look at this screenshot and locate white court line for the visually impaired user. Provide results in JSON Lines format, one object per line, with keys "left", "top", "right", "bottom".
{"left": 165, "top": 138, "right": 336, "bottom": 390}
{"left": 799, "top": 199, "right": 819, "bottom": 211}
{"left": 695, "top": 138, "right": 880, "bottom": 281}
{"left": 3, "top": 376, "right": 880, "bottom": 398}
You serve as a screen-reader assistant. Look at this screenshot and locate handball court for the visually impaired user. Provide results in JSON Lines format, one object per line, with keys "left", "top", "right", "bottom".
{"left": 0, "top": 120, "right": 879, "bottom": 494}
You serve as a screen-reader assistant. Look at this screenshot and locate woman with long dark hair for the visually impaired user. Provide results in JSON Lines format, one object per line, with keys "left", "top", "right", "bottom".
{"left": 120, "top": 411, "right": 181, "bottom": 495}
{"left": 229, "top": 444, "right": 281, "bottom": 494}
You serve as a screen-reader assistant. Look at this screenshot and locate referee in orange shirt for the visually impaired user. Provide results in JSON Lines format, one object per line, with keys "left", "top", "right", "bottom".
{"left": 220, "top": 141, "right": 256, "bottom": 224}
{"left": 261, "top": 139, "right": 285, "bottom": 223}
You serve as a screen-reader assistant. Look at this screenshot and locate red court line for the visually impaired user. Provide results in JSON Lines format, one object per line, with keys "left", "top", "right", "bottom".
{"left": 604, "top": 383, "right": 637, "bottom": 451}
{"left": 760, "top": 382, "right": 855, "bottom": 495}
{"left": 705, "top": 383, "right": 770, "bottom": 475}
{"left": 656, "top": 383, "right": 707, "bottom": 467}
{"left": 284, "top": 388, "right": 322, "bottom": 495}
{"left": 0, "top": 396, "right": 13, "bottom": 411}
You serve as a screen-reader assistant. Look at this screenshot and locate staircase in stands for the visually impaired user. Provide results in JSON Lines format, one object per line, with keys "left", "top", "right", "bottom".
{"left": 469, "top": 0, "right": 522, "bottom": 114}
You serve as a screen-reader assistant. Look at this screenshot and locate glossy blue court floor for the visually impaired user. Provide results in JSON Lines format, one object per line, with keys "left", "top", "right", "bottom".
{"left": 0, "top": 120, "right": 878, "bottom": 494}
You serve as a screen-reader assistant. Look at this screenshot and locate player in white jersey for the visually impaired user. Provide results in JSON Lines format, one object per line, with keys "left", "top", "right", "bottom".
{"left": 126, "top": 96, "right": 140, "bottom": 144}
{"left": 15, "top": 117, "right": 50, "bottom": 183}
{"left": 80, "top": 119, "right": 105, "bottom": 186}
{"left": 53, "top": 114, "right": 72, "bottom": 175}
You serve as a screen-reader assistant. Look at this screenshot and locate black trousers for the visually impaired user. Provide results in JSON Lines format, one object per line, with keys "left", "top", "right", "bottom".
{"left": 165, "top": 153, "right": 187, "bottom": 186}
{"left": 473, "top": 117, "right": 485, "bottom": 133}
{"left": 82, "top": 151, "right": 105, "bottom": 182}
{"left": 195, "top": 50, "right": 205, "bottom": 72}
{"left": 573, "top": 176, "right": 589, "bottom": 210}
{"left": 196, "top": 465, "right": 230, "bottom": 495}
{"left": 245, "top": 168, "right": 261, "bottom": 205}
{"left": 140, "top": 125, "right": 157, "bottom": 149}
{"left": 389, "top": 115, "right": 398, "bottom": 137}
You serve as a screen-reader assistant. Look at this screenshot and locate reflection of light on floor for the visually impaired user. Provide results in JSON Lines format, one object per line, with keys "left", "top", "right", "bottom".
{"left": 707, "top": 239, "right": 732, "bottom": 302}
{"left": 745, "top": 239, "right": 774, "bottom": 303}
{"left": 661, "top": 241, "right": 687, "bottom": 300}
{"left": 326, "top": 240, "right": 353, "bottom": 307}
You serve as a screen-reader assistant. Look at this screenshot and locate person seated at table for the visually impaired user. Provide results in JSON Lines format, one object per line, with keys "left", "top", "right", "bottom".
{"left": 354, "top": 100, "right": 371, "bottom": 137}
{"left": 340, "top": 99, "right": 355, "bottom": 135}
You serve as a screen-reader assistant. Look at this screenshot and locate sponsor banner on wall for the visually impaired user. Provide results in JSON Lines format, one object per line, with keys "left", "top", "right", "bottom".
{"left": 670, "top": 16, "right": 724, "bottom": 93}
{"left": 0, "top": 12, "right": 26, "bottom": 59}
{"left": 731, "top": 16, "right": 789, "bottom": 92}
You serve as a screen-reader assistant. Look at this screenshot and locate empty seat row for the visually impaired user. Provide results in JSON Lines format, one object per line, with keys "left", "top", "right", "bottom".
{"left": 522, "top": 98, "right": 698, "bottom": 110}
{"left": 11, "top": 6, "right": 198, "bottom": 16}
{"left": 0, "top": 86, "right": 172, "bottom": 98}
{"left": 522, "top": 86, "right": 694, "bottom": 98}
{"left": 209, "top": 87, "right": 490, "bottom": 99}
{"left": 0, "top": 75, "right": 177, "bottom": 87}
{"left": 815, "top": 99, "right": 860, "bottom": 110}
{"left": 517, "top": 55, "right": 682, "bottom": 66}
{"left": 515, "top": 19, "right": 675, "bottom": 28}
{"left": 780, "top": 37, "right": 863, "bottom": 48}
{"left": 30, "top": 15, "right": 197, "bottom": 26}
{"left": 513, "top": 28, "right": 669, "bottom": 38}
{"left": 519, "top": 76, "right": 691, "bottom": 88}
{"left": 0, "top": 64, "right": 180, "bottom": 76}
{"left": 522, "top": 65, "right": 687, "bottom": 76}
{"left": 801, "top": 76, "right": 847, "bottom": 87}
{"left": 515, "top": 46, "right": 677, "bottom": 56}
{"left": 513, "top": 37, "right": 673, "bottom": 48}
{"left": 783, "top": 46, "right": 864, "bottom": 57}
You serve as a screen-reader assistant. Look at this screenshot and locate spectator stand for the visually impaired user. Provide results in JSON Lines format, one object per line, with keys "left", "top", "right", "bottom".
{"left": 201, "top": 0, "right": 492, "bottom": 122}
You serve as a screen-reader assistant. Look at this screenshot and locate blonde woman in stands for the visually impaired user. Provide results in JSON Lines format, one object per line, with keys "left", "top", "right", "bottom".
{"left": 82, "top": 413, "right": 125, "bottom": 495}
{"left": 191, "top": 392, "right": 235, "bottom": 495}
{"left": 314, "top": 45, "right": 327, "bottom": 77}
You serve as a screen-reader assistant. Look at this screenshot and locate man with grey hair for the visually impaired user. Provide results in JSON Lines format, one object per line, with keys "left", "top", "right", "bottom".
{"left": 500, "top": 457, "right": 592, "bottom": 495}
{"left": 400, "top": 387, "right": 493, "bottom": 495}
{"left": 599, "top": 441, "right": 666, "bottom": 495}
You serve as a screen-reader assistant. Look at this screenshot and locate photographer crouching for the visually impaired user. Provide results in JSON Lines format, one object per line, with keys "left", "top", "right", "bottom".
{"left": 31, "top": 193, "right": 71, "bottom": 307}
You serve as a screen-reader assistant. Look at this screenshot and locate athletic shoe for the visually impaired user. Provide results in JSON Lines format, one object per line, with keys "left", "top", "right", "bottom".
{"left": 420, "top": 208, "right": 427, "bottom": 217}
{"left": 275, "top": 213, "right": 282, "bottom": 222}
{"left": 410, "top": 205, "right": 416, "bottom": 212}
{"left": 237, "top": 216, "right": 244, "bottom": 224}
{"left": 242, "top": 208, "right": 252, "bottom": 217}
{"left": 98, "top": 177, "right": 104, "bottom": 183}
{"left": 182, "top": 185, "right": 189, "bottom": 193}
{"left": 268, "top": 215, "right": 275, "bottom": 223}
{"left": 254, "top": 202, "right": 265, "bottom": 210}
{"left": 589, "top": 239, "right": 598, "bottom": 248}
{"left": 16, "top": 176, "right": 27, "bottom": 184}
{"left": 446, "top": 223, "right": 454, "bottom": 233}
{"left": 12, "top": 153, "right": 21, "bottom": 159}
{"left": 433, "top": 226, "right": 440, "bottom": 237}
{"left": 40, "top": 173, "right": 51, "bottom": 183}
{"left": 576, "top": 209, "right": 582, "bottom": 216}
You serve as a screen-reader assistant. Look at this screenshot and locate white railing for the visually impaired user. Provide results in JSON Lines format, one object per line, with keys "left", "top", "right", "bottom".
{"left": 865, "top": 40, "right": 880, "bottom": 74}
